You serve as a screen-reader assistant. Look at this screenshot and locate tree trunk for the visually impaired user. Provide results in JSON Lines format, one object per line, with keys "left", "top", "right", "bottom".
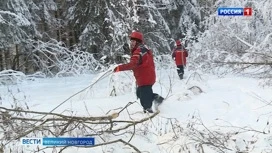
{"left": 24, "top": 54, "right": 29, "bottom": 74}
{"left": 16, "top": 45, "right": 19, "bottom": 70}
{"left": 4, "top": 50, "right": 10, "bottom": 70}
{"left": 12, "top": 45, "right": 20, "bottom": 70}
{"left": 55, "top": 8, "right": 61, "bottom": 42}
{"left": 0, "top": 50, "right": 3, "bottom": 71}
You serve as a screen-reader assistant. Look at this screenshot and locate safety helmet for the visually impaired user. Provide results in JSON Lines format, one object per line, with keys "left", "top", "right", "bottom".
{"left": 130, "top": 31, "right": 143, "bottom": 42}
{"left": 176, "top": 40, "right": 181, "bottom": 46}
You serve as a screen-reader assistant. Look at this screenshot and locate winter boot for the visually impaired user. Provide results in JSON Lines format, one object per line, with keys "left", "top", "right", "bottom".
{"left": 144, "top": 108, "right": 154, "bottom": 113}
{"left": 179, "top": 74, "right": 183, "bottom": 80}
{"left": 154, "top": 94, "right": 164, "bottom": 104}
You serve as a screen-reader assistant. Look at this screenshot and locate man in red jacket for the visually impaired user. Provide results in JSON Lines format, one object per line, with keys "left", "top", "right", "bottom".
{"left": 114, "top": 31, "right": 164, "bottom": 113}
{"left": 172, "top": 39, "right": 188, "bottom": 79}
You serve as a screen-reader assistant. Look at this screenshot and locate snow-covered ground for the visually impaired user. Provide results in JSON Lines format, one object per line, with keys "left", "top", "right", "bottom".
{"left": 0, "top": 68, "right": 272, "bottom": 153}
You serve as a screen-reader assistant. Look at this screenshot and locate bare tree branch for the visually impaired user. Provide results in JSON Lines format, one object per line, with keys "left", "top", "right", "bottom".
{"left": 0, "top": 102, "right": 159, "bottom": 152}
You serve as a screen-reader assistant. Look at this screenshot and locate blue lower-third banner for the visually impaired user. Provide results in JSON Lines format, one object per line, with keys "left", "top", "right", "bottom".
{"left": 43, "top": 137, "right": 95, "bottom": 146}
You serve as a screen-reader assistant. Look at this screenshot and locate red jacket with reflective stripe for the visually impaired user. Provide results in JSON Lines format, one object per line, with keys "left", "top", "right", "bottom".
{"left": 172, "top": 46, "right": 188, "bottom": 66}
{"left": 118, "top": 44, "right": 156, "bottom": 86}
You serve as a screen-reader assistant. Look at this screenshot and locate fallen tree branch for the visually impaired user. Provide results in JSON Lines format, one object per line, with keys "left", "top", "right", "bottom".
{"left": 94, "top": 111, "right": 160, "bottom": 134}
{"left": 0, "top": 102, "right": 160, "bottom": 153}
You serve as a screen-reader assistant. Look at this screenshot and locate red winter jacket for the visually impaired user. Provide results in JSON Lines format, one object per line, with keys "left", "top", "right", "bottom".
{"left": 172, "top": 46, "right": 188, "bottom": 66}
{"left": 118, "top": 44, "right": 156, "bottom": 86}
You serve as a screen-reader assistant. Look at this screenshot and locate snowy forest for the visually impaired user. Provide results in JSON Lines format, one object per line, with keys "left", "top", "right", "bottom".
{"left": 1, "top": 0, "right": 272, "bottom": 153}
{"left": 0, "top": 0, "right": 271, "bottom": 80}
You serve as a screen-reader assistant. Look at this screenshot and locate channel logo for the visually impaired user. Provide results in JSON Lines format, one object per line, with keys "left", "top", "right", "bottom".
{"left": 218, "top": 7, "right": 252, "bottom": 16}
{"left": 20, "top": 138, "right": 42, "bottom": 145}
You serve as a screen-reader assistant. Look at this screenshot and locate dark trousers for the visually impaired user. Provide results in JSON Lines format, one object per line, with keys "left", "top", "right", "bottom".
{"left": 177, "top": 65, "right": 184, "bottom": 79}
{"left": 136, "top": 85, "right": 158, "bottom": 110}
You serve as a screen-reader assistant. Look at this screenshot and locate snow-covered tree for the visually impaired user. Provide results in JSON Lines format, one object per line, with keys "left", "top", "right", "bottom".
{"left": 0, "top": 0, "right": 36, "bottom": 48}
{"left": 131, "top": 0, "right": 203, "bottom": 55}
{"left": 0, "top": 0, "right": 38, "bottom": 72}
{"left": 190, "top": 0, "right": 272, "bottom": 83}
{"left": 0, "top": 0, "right": 105, "bottom": 76}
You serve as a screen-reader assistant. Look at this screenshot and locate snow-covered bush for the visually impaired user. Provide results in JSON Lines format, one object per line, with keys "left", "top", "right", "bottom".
{"left": 0, "top": 70, "right": 26, "bottom": 85}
